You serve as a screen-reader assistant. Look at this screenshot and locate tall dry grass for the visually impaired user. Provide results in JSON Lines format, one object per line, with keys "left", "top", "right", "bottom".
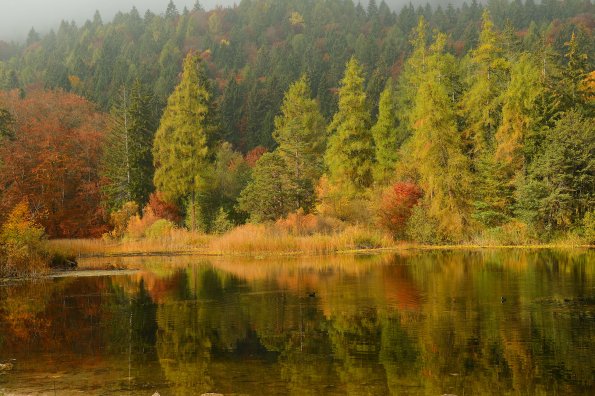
{"left": 208, "top": 224, "right": 394, "bottom": 255}
{"left": 49, "top": 229, "right": 213, "bottom": 257}
{"left": 48, "top": 223, "right": 395, "bottom": 257}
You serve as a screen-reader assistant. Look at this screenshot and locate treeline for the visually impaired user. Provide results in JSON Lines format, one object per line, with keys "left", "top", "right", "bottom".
{"left": 0, "top": 0, "right": 593, "bottom": 246}
{"left": 0, "top": 0, "right": 592, "bottom": 150}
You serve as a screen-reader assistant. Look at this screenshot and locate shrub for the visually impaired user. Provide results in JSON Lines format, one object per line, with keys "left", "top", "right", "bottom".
{"left": 108, "top": 201, "right": 139, "bottom": 239}
{"left": 582, "top": 211, "right": 595, "bottom": 244}
{"left": 145, "top": 219, "right": 176, "bottom": 240}
{"left": 211, "top": 208, "right": 234, "bottom": 235}
{"left": 0, "top": 201, "right": 49, "bottom": 277}
{"left": 378, "top": 182, "right": 423, "bottom": 239}
{"left": 275, "top": 209, "right": 343, "bottom": 236}
{"left": 405, "top": 204, "right": 441, "bottom": 244}
{"left": 474, "top": 220, "right": 537, "bottom": 246}
{"left": 126, "top": 207, "right": 159, "bottom": 239}
{"left": 147, "top": 192, "right": 181, "bottom": 223}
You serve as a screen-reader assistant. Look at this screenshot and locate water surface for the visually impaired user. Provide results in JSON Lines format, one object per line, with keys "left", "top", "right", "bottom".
{"left": 1, "top": 249, "right": 593, "bottom": 395}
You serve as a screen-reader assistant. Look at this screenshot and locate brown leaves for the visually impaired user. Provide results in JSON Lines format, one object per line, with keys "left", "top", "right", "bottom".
{"left": 0, "top": 89, "right": 108, "bottom": 237}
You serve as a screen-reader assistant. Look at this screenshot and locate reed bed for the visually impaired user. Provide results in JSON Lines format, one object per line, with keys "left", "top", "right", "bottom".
{"left": 49, "top": 229, "right": 213, "bottom": 257}
{"left": 48, "top": 224, "right": 395, "bottom": 258}
{"left": 209, "top": 224, "right": 394, "bottom": 255}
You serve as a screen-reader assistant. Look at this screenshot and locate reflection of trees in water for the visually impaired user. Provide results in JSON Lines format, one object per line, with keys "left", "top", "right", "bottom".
{"left": 1, "top": 250, "right": 593, "bottom": 394}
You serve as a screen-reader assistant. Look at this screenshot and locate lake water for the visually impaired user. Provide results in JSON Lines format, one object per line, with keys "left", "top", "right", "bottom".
{"left": 0, "top": 249, "right": 593, "bottom": 395}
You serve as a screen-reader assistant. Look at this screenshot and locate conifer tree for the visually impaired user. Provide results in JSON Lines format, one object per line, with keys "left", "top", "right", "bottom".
{"left": 237, "top": 152, "right": 294, "bottom": 222}
{"left": 325, "top": 57, "right": 374, "bottom": 192}
{"left": 101, "top": 80, "right": 156, "bottom": 212}
{"left": 393, "top": 17, "right": 429, "bottom": 151}
{"left": 273, "top": 75, "right": 326, "bottom": 211}
{"left": 371, "top": 78, "right": 401, "bottom": 185}
{"left": 460, "top": 9, "right": 509, "bottom": 156}
{"left": 153, "top": 52, "right": 218, "bottom": 230}
{"left": 408, "top": 33, "right": 472, "bottom": 240}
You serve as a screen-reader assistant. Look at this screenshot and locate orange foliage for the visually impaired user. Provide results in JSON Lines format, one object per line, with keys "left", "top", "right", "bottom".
{"left": 245, "top": 145, "right": 267, "bottom": 167}
{"left": 0, "top": 89, "right": 108, "bottom": 237}
{"left": 147, "top": 192, "right": 181, "bottom": 223}
{"left": 379, "top": 182, "right": 423, "bottom": 239}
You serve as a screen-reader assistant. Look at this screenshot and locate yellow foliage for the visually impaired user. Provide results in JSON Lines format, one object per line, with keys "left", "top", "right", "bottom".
{"left": 0, "top": 201, "right": 49, "bottom": 277}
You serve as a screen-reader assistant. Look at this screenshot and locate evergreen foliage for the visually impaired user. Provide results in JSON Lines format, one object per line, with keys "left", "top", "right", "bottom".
{"left": 101, "top": 80, "right": 157, "bottom": 212}
{"left": 152, "top": 52, "right": 219, "bottom": 230}
{"left": 325, "top": 57, "right": 374, "bottom": 193}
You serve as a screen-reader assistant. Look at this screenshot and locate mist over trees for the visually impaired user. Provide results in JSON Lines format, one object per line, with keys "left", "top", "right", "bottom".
{"left": 0, "top": 0, "right": 593, "bottom": 244}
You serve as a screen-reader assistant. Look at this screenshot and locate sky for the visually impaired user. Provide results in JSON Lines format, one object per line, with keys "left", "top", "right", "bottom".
{"left": 0, "top": 0, "right": 468, "bottom": 42}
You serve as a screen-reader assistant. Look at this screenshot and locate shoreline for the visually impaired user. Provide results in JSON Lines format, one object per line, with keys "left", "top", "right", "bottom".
{"left": 50, "top": 241, "right": 595, "bottom": 259}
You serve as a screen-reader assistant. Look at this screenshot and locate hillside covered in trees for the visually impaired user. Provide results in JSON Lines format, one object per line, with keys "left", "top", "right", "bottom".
{"left": 0, "top": 0, "right": 593, "bottom": 248}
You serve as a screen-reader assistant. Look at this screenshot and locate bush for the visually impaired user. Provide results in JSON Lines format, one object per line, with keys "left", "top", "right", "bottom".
{"left": 582, "top": 211, "right": 595, "bottom": 245}
{"left": 145, "top": 219, "right": 176, "bottom": 240}
{"left": 147, "top": 192, "right": 181, "bottom": 223}
{"left": 405, "top": 204, "right": 441, "bottom": 244}
{"left": 378, "top": 182, "right": 423, "bottom": 239}
{"left": 0, "top": 201, "right": 49, "bottom": 277}
{"left": 126, "top": 207, "right": 159, "bottom": 239}
{"left": 275, "top": 209, "right": 344, "bottom": 236}
{"left": 107, "top": 201, "right": 139, "bottom": 239}
{"left": 474, "top": 220, "right": 537, "bottom": 246}
{"left": 212, "top": 208, "right": 234, "bottom": 235}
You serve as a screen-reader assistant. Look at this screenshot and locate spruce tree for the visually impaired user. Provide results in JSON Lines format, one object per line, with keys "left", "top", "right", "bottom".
{"left": 101, "top": 80, "right": 156, "bottom": 212}
{"left": 237, "top": 152, "right": 294, "bottom": 222}
{"left": 273, "top": 75, "right": 326, "bottom": 211}
{"left": 325, "top": 57, "right": 374, "bottom": 193}
{"left": 153, "top": 52, "right": 218, "bottom": 230}
{"left": 371, "top": 78, "right": 401, "bottom": 185}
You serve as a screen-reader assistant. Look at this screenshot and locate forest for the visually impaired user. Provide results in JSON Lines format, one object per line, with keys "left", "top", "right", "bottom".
{"left": 0, "top": 0, "right": 594, "bottom": 274}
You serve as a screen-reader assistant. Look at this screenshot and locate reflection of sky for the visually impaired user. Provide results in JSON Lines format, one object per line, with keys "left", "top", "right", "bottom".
{"left": 0, "top": 0, "right": 468, "bottom": 42}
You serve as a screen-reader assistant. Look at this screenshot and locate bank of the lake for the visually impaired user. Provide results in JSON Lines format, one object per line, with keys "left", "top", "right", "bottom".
{"left": 46, "top": 224, "right": 594, "bottom": 261}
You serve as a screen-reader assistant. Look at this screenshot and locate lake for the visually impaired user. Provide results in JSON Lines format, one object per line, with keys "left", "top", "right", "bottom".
{"left": 0, "top": 249, "right": 593, "bottom": 395}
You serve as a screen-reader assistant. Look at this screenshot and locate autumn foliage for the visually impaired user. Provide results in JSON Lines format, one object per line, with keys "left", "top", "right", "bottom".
{"left": 0, "top": 201, "right": 48, "bottom": 277}
{"left": 379, "top": 182, "right": 423, "bottom": 239}
{"left": 0, "top": 90, "right": 108, "bottom": 237}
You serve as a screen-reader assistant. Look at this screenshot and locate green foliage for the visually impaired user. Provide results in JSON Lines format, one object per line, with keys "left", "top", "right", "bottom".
{"left": 152, "top": 52, "right": 219, "bottom": 230}
{"left": 102, "top": 80, "right": 157, "bottom": 211}
{"left": 406, "top": 32, "right": 472, "bottom": 241}
{"left": 325, "top": 57, "right": 374, "bottom": 192}
{"left": 372, "top": 79, "right": 401, "bottom": 185}
{"left": 237, "top": 152, "right": 294, "bottom": 223}
{"left": 273, "top": 75, "right": 327, "bottom": 212}
{"left": 405, "top": 204, "right": 441, "bottom": 244}
{"left": 583, "top": 211, "right": 595, "bottom": 244}
{"left": 145, "top": 219, "right": 176, "bottom": 240}
{"left": 211, "top": 208, "right": 234, "bottom": 235}
{"left": 0, "top": 108, "right": 14, "bottom": 141}
{"left": 460, "top": 10, "right": 509, "bottom": 156}
{"left": 515, "top": 111, "right": 594, "bottom": 233}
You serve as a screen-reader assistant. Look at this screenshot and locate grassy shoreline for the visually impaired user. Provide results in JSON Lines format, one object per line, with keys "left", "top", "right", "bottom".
{"left": 47, "top": 225, "right": 594, "bottom": 260}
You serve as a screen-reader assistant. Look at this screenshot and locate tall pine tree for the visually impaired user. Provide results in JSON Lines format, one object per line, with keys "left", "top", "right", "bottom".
{"left": 273, "top": 75, "right": 326, "bottom": 212}
{"left": 325, "top": 57, "right": 374, "bottom": 193}
{"left": 371, "top": 78, "right": 401, "bottom": 185}
{"left": 152, "top": 52, "right": 219, "bottom": 230}
{"left": 101, "top": 80, "right": 157, "bottom": 212}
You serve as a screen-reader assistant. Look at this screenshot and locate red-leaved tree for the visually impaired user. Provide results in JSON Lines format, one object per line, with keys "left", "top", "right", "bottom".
{"left": 0, "top": 89, "right": 108, "bottom": 237}
{"left": 379, "top": 182, "right": 423, "bottom": 239}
